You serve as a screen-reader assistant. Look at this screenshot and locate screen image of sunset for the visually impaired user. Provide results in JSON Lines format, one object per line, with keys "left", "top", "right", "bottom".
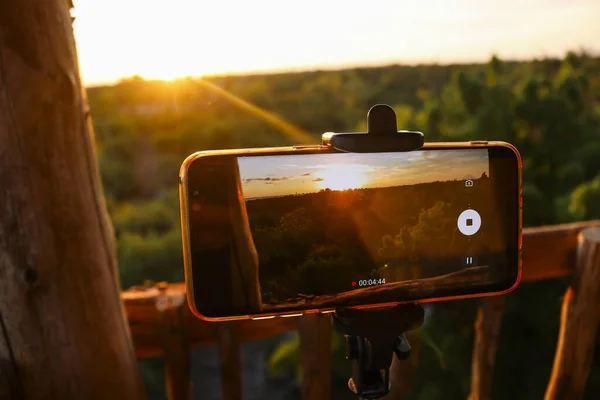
{"left": 238, "top": 149, "right": 489, "bottom": 199}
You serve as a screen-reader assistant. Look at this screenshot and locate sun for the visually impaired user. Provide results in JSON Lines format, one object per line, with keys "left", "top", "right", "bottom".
{"left": 315, "top": 165, "right": 368, "bottom": 191}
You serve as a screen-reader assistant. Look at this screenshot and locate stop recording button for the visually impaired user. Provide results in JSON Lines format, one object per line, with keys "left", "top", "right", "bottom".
{"left": 457, "top": 209, "right": 481, "bottom": 236}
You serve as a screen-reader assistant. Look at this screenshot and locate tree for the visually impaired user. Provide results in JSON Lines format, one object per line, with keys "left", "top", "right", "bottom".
{"left": 0, "top": 1, "right": 144, "bottom": 398}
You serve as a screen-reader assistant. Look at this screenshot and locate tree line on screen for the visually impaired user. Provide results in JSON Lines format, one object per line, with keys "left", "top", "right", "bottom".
{"left": 247, "top": 176, "right": 492, "bottom": 305}
{"left": 89, "top": 51, "right": 600, "bottom": 398}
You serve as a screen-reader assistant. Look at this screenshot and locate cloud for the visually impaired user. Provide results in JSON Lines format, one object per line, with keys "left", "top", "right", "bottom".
{"left": 303, "top": 163, "right": 382, "bottom": 172}
{"left": 313, "top": 177, "right": 324, "bottom": 182}
{"left": 301, "top": 172, "right": 311, "bottom": 176}
{"left": 244, "top": 176, "right": 290, "bottom": 183}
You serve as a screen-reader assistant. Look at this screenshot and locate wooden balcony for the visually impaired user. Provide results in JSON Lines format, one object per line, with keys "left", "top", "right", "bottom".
{"left": 121, "top": 220, "right": 600, "bottom": 400}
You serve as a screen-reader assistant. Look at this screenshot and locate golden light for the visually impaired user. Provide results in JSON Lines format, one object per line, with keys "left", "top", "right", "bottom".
{"left": 315, "top": 165, "right": 369, "bottom": 191}
{"left": 73, "top": 0, "right": 600, "bottom": 86}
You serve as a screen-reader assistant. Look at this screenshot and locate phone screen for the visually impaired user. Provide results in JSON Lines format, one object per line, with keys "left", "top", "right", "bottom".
{"left": 187, "top": 146, "right": 520, "bottom": 318}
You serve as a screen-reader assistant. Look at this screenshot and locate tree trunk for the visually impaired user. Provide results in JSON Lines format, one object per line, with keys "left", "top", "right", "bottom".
{"left": 0, "top": 1, "right": 144, "bottom": 399}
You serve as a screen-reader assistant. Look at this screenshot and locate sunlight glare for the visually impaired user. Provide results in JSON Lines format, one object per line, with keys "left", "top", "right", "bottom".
{"left": 315, "top": 165, "right": 368, "bottom": 191}
{"left": 73, "top": 0, "right": 600, "bottom": 85}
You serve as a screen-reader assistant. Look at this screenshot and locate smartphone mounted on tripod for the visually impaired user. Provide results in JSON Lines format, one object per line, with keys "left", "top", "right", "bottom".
{"left": 179, "top": 104, "right": 522, "bottom": 398}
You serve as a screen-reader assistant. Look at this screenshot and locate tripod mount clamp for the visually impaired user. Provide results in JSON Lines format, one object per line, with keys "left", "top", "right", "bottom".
{"left": 332, "top": 305, "right": 424, "bottom": 399}
{"left": 322, "top": 104, "right": 426, "bottom": 399}
{"left": 321, "top": 104, "right": 424, "bottom": 153}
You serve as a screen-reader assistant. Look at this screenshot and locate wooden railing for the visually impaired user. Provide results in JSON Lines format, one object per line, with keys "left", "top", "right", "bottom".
{"left": 121, "top": 220, "right": 600, "bottom": 400}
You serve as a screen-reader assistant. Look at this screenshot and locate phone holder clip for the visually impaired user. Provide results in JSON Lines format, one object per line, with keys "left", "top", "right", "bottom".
{"left": 322, "top": 104, "right": 424, "bottom": 153}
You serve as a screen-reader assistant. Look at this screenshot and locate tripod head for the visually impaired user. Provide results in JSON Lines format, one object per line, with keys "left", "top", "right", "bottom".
{"left": 333, "top": 305, "right": 424, "bottom": 399}
{"left": 322, "top": 104, "right": 426, "bottom": 399}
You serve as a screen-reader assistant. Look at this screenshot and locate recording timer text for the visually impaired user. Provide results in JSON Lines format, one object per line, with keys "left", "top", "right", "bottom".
{"left": 352, "top": 278, "right": 386, "bottom": 287}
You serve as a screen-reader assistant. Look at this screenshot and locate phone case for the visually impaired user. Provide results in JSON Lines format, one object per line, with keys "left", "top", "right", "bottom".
{"left": 179, "top": 141, "right": 523, "bottom": 321}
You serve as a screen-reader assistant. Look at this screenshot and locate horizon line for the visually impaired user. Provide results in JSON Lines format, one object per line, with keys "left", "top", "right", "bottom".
{"left": 245, "top": 175, "right": 487, "bottom": 201}
{"left": 83, "top": 50, "right": 599, "bottom": 88}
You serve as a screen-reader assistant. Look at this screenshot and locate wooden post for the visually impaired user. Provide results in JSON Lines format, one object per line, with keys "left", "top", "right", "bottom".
{"left": 216, "top": 322, "right": 242, "bottom": 400}
{"left": 156, "top": 283, "right": 191, "bottom": 400}
{"left": 299, "top": 314, "right": 332, "bottom": 400}
{"left": 545, "top": 227, "right": 600, "bottom": 400}
{"left": 0, "top": 1, "right": 144, "bottom": 398}
{"left": 469, "top": 295, "right": 506, "bottom": 400}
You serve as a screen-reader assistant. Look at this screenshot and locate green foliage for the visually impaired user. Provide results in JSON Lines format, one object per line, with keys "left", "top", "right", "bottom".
{"left": 268, "top": 334, "right": 301, "bottom": 380}
{"left": 405, "top": 302, "right": 479, "bottom": 400}
{"left": 90, "top": 50, "right": 600, "bottom": 398}
{"left": 138, "top": 357, "right": 167, "bottom": 400}
{"left": 118, "top": 228, "right": 184, "bottom": 288}
{"left": 569, "top": 174, "right": 600, "bottom": 220}
{"left": 112, "top": 201, "right": 177, "bottom": 237}
{"left": 266, "top": 329, "right": 350, "bottom": 386}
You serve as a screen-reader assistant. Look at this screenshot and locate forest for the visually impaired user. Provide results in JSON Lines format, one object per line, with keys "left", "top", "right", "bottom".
{"left": 247, "top": 177, "right": 496, "bottom": 310}
{"left": 88, "top": 51, "right": 600, "bottom": 398}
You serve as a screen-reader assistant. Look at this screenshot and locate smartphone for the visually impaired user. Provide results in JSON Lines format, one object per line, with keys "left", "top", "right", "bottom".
{"left": 180, "top": 142, "right": 522, "bottom": 321}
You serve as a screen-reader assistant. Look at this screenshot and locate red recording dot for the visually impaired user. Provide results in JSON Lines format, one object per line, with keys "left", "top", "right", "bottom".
{"left": 352, "top": 281, "right": 357, "bottom": 287}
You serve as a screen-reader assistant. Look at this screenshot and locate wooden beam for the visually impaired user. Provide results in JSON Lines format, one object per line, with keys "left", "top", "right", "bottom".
{"left": 545, "top": 227, "right": 600, "bottom": 400}
{"left": 122, "top": 220, "right": 600, "bottom": 360}
{"left": 0, "top": 0, "right": 143, "bottom": 398}
{"left": 521, "top": 220, "right": 600, "bottom": 282}
{"left": 123, "top": 284, "right": 299, "bottom": 359}
{"left": 469, "top": 296, "right": 506, "bottom": 400}
{"left": 299, "top": 314, "right": 332, "bottom": 400}
{"left": 216, "top": 322, "right": 242, "bottom": 400}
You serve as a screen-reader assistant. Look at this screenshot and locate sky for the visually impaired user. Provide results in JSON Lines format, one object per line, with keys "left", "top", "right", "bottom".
{"left": 238, "top": 149, "right": 489, "bottom": 198}
{"left": 72, "top": 0, "right": 600, "bottom": 86}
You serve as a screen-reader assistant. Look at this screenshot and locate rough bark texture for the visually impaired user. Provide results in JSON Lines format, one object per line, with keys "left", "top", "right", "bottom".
{"left": 469, "top": 295, "right": 506, "bottom": 400}
{"left": 0, "top": 1, "right": 144, "bottom": 398}
{"left": 545, "top": 227, "right": 600, "bottom": 400}
{"left": 299, "top": 313, "right": 332, "bottom": 400}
